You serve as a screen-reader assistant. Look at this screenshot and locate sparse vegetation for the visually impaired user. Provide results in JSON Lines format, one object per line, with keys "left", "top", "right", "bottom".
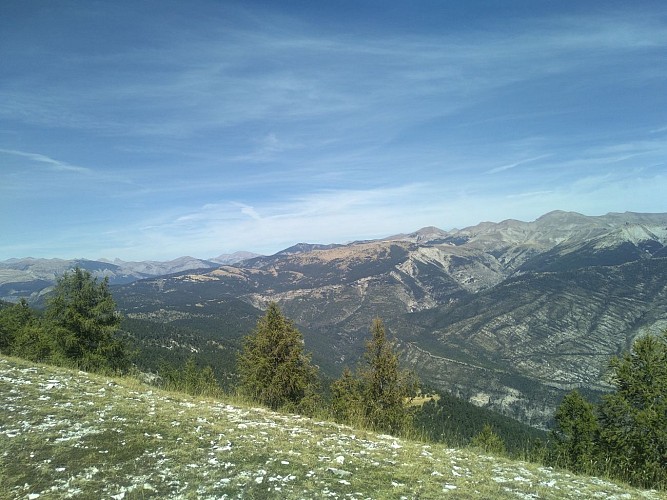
{"left": 1, "top": 355, "right": 662, "bottom": 499}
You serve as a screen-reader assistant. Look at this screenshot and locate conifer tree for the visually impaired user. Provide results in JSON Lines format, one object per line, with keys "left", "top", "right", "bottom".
{"left": 598, "top": 332, "right": 667, "bottom": 488}
{"left": 46, "top": 267, "right": 129, "bottom": 372}
{"left": 356, "top": 318, "right": 417, "bottom": 434}
{"left": 330, "top": 366, "right": 363, "bottom": 424}
{"left": 183, "top": 356, "right": 204, "bottom": 394}
{"left": 198, "top": 365, "right": 220, "bottom": 395}
{"left": 0, "top": 299, "right": 34, "bottom": 354}
{"left": 164, "top": 356, "right": 221, "bottom": 396}
{"left": 550, "top": 389, "right": 599, "bottom": 473}
{"left": 237, "top": 303, "right": 319, "bottom": 413}
{"left": 10, "top": 320, "right": 54, "bottom": 363}
{"left": 471, "top": 423, "right": 507, "bottom": 455}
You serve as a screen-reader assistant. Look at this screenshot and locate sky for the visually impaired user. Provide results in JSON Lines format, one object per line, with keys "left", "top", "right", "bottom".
{"left": 1, "top": 0, "right": 666, "bottom": 261}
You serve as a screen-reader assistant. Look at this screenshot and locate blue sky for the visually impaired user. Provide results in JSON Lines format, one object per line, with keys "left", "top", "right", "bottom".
{"left": 1, "top": 1, "right": 666, "bottom": 261}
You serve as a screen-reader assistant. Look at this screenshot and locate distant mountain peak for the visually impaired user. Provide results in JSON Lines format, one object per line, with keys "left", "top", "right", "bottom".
{"left": 383, "top": 226, "right": 449, "bottom": 244}
{"left": 537, "top": 209, "right": 584, "bottom": 218}
{"left": 210, "top": 251, "right": 261, "bottom": 265}
{"left": 410, "top": 226, "right": 449, "bottom": 243}
{"left": 275, "top": 242, "right": 343, "bottom": 256}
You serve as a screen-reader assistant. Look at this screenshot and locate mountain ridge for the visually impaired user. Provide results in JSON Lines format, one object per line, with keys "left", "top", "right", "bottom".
{"left": 5, "top": 210, "right": 667, "bottom": 427}
{"left": 0, "top": 254, "right": 259, "bottom": 303}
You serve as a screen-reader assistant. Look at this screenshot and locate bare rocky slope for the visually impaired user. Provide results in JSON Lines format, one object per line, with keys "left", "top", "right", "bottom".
{"left": 110, "top": 211, "right": 667, "bottom": 428}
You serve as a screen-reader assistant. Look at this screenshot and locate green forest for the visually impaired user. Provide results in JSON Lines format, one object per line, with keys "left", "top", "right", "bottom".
{"left": 0, "top": 268, "right": 665, "bottom": 490}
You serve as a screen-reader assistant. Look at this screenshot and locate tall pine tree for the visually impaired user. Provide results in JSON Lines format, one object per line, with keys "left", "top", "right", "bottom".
{"left": 550, "top": 389, "right": 599, "bottom": 474}
{"left": 0, "top": 299, "right": 34, "bottom": 355}
{"left": 598, "top": 332, "right": 667, "bottom": 488}
{"left": 237, "top": 303, "right": 319, "bottom": 413}
{"left": 46, "top": 267, "right": 129, "bottom": 372}
{"left": 330, "top": 366, "right": 364, "bottom": 424}
{"left": 332, "top": 318, "right": 417, "bottom": 434}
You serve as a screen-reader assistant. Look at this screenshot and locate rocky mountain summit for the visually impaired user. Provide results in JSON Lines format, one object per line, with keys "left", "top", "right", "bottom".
{"left": 111, "top": 211, "right": 667, "bottom": 428}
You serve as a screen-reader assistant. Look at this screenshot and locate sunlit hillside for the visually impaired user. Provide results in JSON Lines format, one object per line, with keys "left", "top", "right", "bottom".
{"left": 1, "top": 356, "right": 662, "bottom": 499}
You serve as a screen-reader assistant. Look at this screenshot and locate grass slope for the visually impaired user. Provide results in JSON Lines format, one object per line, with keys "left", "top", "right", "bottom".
{"left": 0, "top": 356, "right": 662, "bottom": 500}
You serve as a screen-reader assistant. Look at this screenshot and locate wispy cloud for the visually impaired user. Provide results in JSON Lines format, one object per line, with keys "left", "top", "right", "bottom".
{"left": 101, "top": 162, "right": 667, "bottom": 261}
{"left": 1, "top": 3, "right": 666, "bottom": 260}
{"left": 3, "top": 8, "right": 665, "bottom": 143}
{"left": 487, "top": 155, "right": 551, "bottom": 174}
{"left": 232, "top": 133, "right": 302, "bottom": 162}
{"left": 0, "top": 148, "right": 92, "bottom": 174}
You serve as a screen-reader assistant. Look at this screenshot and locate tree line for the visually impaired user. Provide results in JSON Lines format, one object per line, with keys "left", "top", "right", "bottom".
{"left": 236, "top": 302, "right": 417, "bottom": 435}
{"left": 1, "top": 267, "right": 665, "bottom": 490}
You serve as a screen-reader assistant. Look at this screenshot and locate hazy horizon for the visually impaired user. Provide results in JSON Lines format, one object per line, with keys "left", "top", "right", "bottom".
{"left": 3, "top": 209, "right": 666, "bottom": 263}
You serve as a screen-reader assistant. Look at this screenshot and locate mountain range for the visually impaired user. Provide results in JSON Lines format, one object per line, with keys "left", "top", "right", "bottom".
{"left": 0, "top": 252, "right": 259, "bottom": 303}
{"left": 4, "top": 210, "right": 667, "bottom": 428}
